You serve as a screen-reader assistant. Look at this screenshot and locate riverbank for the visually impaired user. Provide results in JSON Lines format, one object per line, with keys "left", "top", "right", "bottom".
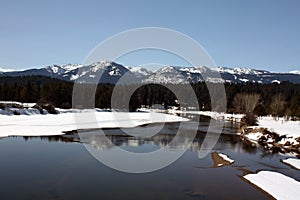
{"left": 0, "top": 108, "right": 188, "bottom": 138}
{"left": 240, "top": 117, "right": 300, "bottom": 156}
{"left": 157, "top": 108, "right": 300, "bottom": 156}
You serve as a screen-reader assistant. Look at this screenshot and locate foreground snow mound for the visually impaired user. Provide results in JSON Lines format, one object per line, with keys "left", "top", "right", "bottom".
{"left": 282, "top": 158, "right": 300, "bottom": 170}
{"left": 244, "top": 171, "right": 300, "bottom": 200}
{"left": 0, "top": 110, "right": 189, "bottom": 137}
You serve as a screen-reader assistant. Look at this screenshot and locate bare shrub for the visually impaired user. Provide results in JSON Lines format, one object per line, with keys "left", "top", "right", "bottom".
{"left": 232, "top": 93, "right": 260, "bottom": 114}
{"left": 270, "top": 94, "right": 286, "bottom": 119}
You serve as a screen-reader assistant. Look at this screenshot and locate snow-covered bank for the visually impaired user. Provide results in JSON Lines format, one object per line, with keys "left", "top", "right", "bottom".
{"left": 142, "top": 109, "right": 300, "bottom": 151}
{"left": 0, "top": 107, "right": 46, "bottom": 115}
{"left": 174, "top": 110, "right": 244, "bottom": 121}
{"left": 0, "top": 101, "right": 36, "bottom": 108}
{"left": 282, "top": 158, "right": 300, "bottom": 170}
{"left": 0, "top": 110, "right": 188, "bottom": 138}
{"left": 257, "top": 117, "right": 300, "bottom": 139}
{"left": 0, "top": 101, "right": 53, "bottom": 115}
{"left": 241, "top": 117, "right": 300, "bottom": 155}
{"left": 139, "top": 108, "right": 244, "bottom": 121}
{"left": 244, "top": 171, "right": 300, "bottom": 200}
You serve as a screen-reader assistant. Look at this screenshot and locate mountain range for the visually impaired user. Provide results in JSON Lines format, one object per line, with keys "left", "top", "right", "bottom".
{"left": 1, "top": 60, "right": 300, "bottom": 84}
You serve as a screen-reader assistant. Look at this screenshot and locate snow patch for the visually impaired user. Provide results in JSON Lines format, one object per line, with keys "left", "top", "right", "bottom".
{"left": 211, "top": 152, "right": 234, "bottom": 168}
{"left": 258, "top": 117, "right": 300, "bottom": 138}
{"left": 61, "top": 64, "right": 83, "bottom": 72}
{"left": 282, "top": 158, "right": 300, "bottom": 170}
{"left": 205, "top": 77, "right": 225, "bottom": 83}
{"left": 212, "top": 67, "right": 269, "bottom": 75}
{"left": 218, "top": 153, "right": 234, "bottom": 163}
{"left": 70, "top": 74, "right": 79, "bottom": 80}
{"left": 271, "top": 80, "right": 281, "bottom": 84}
{"left": 244, "top": 171, "right": 300, "bottom": 200}
{"left": 239, "top": 78, "right": 249, "bottom": 82}
{"left": 130, "top": 66, "right": 152, "bottom": 76}
{"left": 108, "top": 67, "right": 121, "bottom": 76}
{"left": 179, "top": 66, "right": 207, "bottom": 74}
{"left": 164, "top": 109, "right": 244, "bottom": 121}
{"left": 243, "top": 132, "right": 263, "bottom": 143}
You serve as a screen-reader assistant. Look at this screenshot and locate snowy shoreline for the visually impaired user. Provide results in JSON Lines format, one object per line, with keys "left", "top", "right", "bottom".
{"left": 160, "top": 108, "right": 300, "bottom": 155}
{"left": 240, "top": 117, "right": 300, "bottom": 156}
{"left": 139, "top": 108, "right": 244, "bottom": 121}
{"left": 1, "top": 105, "right": 300, "bottom": 148}
{"left": 0, "top": 108, "right": 189, "bottom": 138}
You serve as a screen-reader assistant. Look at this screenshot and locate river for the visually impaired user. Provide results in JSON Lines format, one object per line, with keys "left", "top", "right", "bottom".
{"left": 0, "top": 116, "right": 298, "bottom": 199}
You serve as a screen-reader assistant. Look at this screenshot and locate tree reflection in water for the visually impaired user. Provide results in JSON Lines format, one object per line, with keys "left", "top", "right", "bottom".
{"left": 17, "top": 121, "right": 296, "bottom": 157}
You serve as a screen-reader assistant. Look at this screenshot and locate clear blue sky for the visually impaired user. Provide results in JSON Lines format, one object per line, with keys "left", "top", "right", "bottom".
{"left": 1, "top": 0, "right": 300, "bottom": 72}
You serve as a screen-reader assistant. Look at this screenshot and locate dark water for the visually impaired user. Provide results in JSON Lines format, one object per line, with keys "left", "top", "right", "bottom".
{"left": 0, "top": 119, "right": 299, "bottom": 200}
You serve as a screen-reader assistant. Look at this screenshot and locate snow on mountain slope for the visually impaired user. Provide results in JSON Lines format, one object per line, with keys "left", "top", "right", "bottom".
{"left": 0, "top": 67, "right": 14, "bottom": 72}
{"left": 128, "top": 66, "right": 153, "bottom": 76}
{"left": 179, "top": 66, "right": 208, "bottom": 74}
{"left": 46, "top": 65, "right": 66, "bottom": 75}
{"left": 61, "top": 64, "right": 84, "bottom": 72}
{"left": 1, "top": 61, "right": 300, "bottom": 84}
{"left": 144, "top": 66, "right": 200, "bottom": 84}
{"left": 212, "top": 66, "right": 269, "bottom": 75}
{"left": 290, "top": 70, "right": 300, "bottom": 74}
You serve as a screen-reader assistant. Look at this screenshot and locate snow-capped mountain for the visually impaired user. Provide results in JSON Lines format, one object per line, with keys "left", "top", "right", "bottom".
{"left": 0, "top": 67, "right": 14, "bottom": 73}
{"left": 290, "top": 70, "right": 300, "bottom": 75}
{"left": 0, "top": 61, "right": 299, "bottom": 84}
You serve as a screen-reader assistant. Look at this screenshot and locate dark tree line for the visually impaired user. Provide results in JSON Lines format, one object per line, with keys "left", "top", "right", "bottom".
{"left": 0, "top": 76, "right": 299, "bottom": 117}
{"left": 224, "top": 81, "right": 300, "bottom": 117}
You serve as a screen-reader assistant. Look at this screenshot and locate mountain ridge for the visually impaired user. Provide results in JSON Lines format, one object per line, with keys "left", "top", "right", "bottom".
{"left": 1, "top": 61, "right": 299, "bottom": 84}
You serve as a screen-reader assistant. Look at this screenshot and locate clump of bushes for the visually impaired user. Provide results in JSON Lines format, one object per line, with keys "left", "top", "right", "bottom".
{"left": 240, "top": 113, "right": 258, "bottom": 127}
{"left": 33, "top": 103, "right": 58, "bottom": 114}
{"left": 0, "top": 103, "right": 5, "bottom": 110}
{"left": 12, "top": 110, "right": 21, "bottom": 115}
{"left": 0, "top": 103, "right": 24, "bottom": 109}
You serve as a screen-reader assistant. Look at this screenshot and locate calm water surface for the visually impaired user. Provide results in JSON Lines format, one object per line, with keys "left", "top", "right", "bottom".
{"left": 0, "top": 117, "right": 299, "bottom": 200}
